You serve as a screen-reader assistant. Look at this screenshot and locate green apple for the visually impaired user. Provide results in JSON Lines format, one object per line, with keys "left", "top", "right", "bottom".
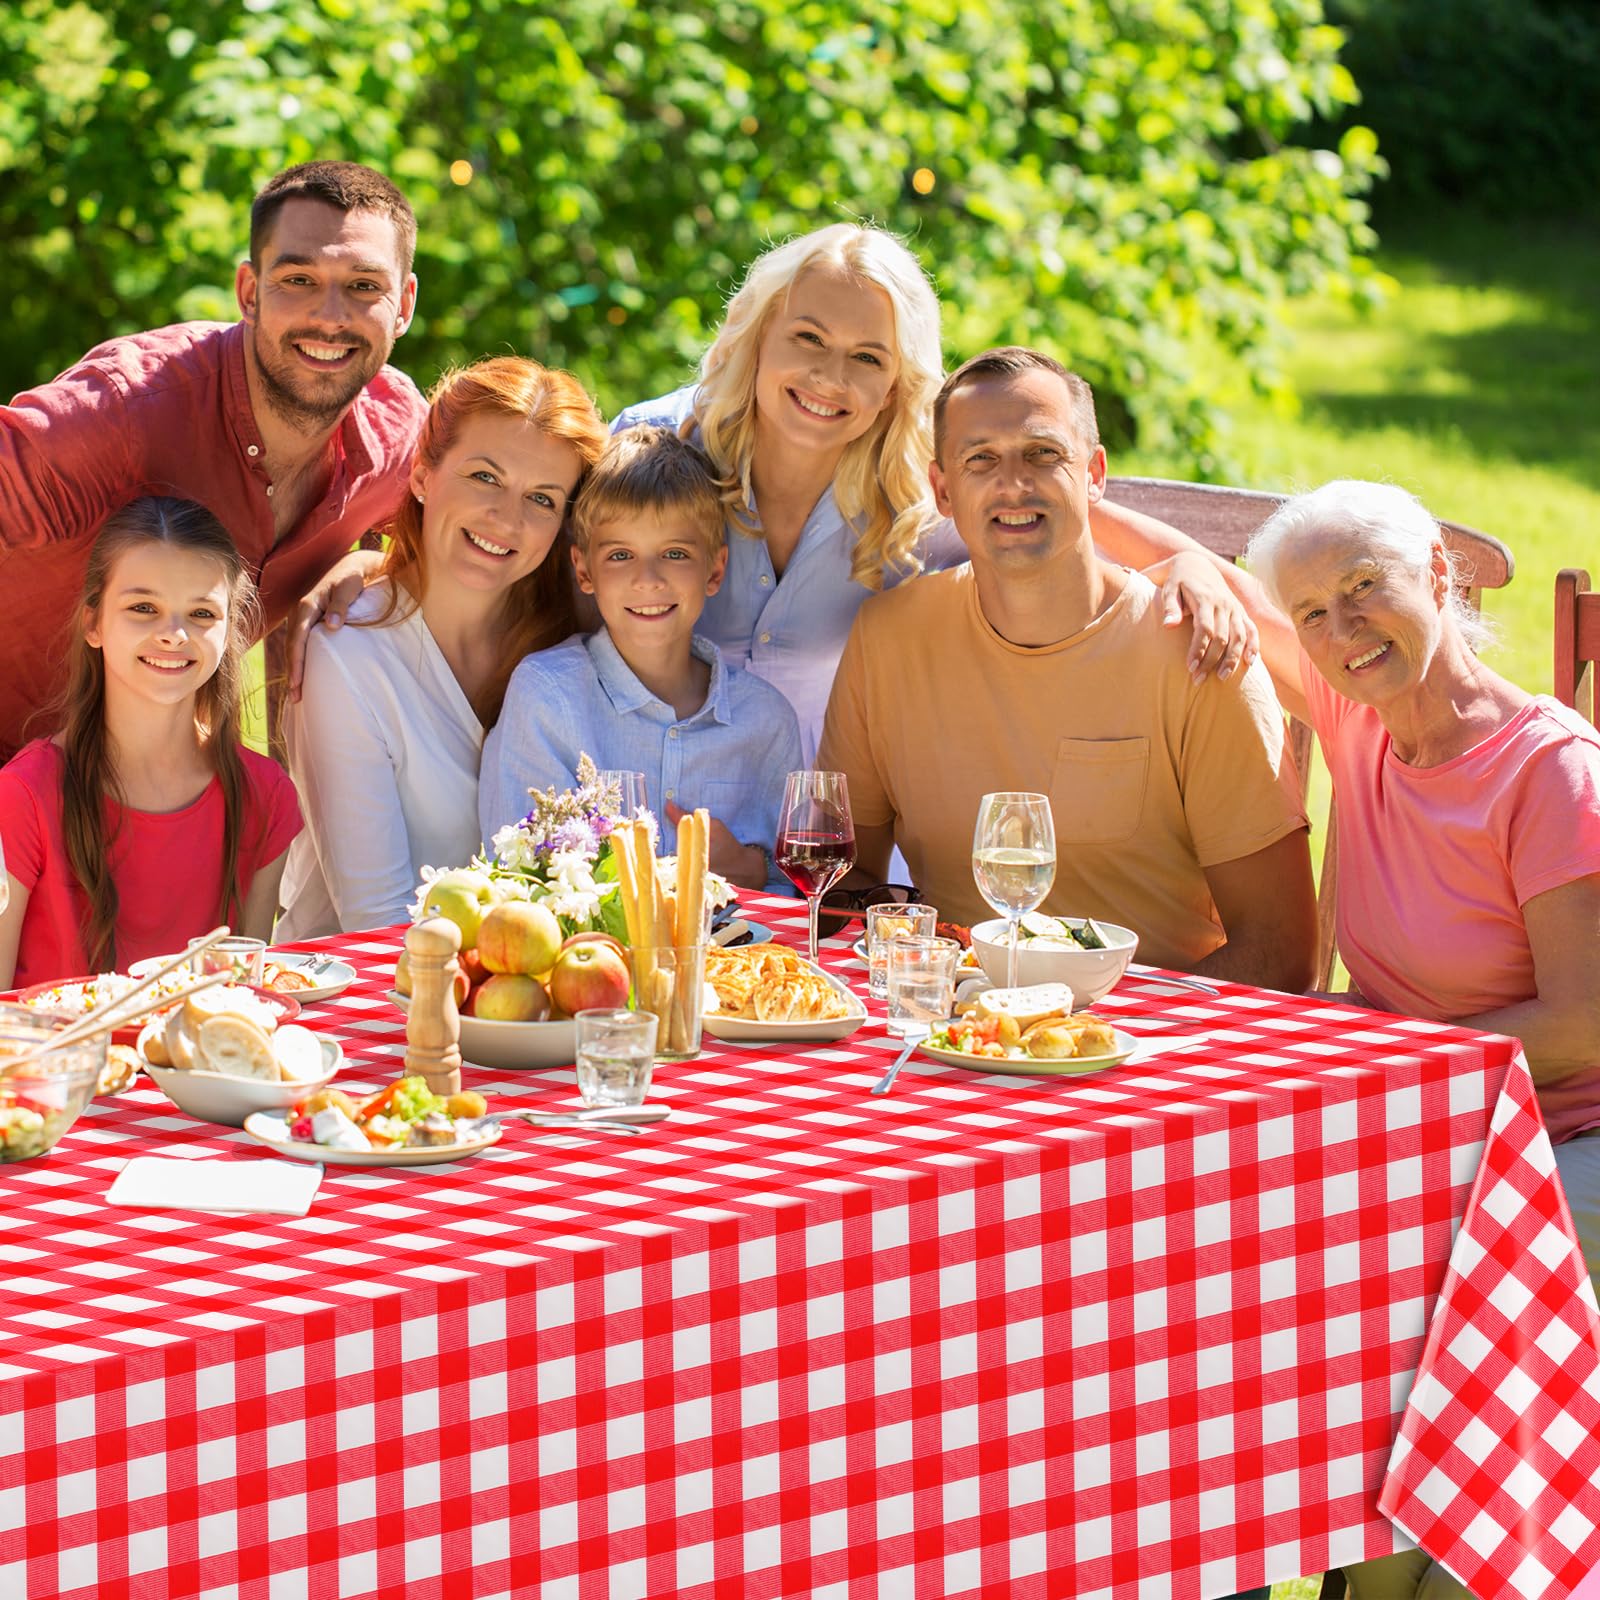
{"left": 423, "top": 882, "right": 492, "bottom": 949}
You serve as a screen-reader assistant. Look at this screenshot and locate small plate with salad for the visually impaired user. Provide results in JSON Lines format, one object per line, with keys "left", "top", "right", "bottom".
{"left": 918, "top": 988, "right": 1137, "bottom": 1077}
{"left": 242, "top": 1076, "right": 500, "bottom": 1166}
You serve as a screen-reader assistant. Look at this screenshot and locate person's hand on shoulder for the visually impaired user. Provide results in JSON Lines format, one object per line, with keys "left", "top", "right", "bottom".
{"left": 286, "top": 548, "right": 387, "bottom": 699}
{"left": 1148, "top": 551, "right": 1260, "bottom": 684}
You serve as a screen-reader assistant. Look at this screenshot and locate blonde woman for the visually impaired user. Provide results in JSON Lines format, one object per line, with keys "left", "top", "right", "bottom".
{"left": 616, "top": 222, "right": 1257, "bottom": 758}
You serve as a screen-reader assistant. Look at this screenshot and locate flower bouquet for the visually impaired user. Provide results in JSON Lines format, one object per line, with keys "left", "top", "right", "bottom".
{"left": 401, "top": 757, "right": 730, "bottom": 1026}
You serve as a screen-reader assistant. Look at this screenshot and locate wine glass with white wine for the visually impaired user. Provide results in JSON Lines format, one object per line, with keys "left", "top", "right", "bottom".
{"left": 972, "top": 792, "right": 1057, "bottom": 989}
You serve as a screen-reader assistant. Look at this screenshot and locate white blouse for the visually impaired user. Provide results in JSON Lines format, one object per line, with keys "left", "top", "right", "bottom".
{"left": 277, "top": 581, "right": 484, "bottom": 938}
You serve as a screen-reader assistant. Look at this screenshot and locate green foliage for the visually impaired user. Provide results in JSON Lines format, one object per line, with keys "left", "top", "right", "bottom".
{"left": 1323, "top": 0, "right": 1600, "bottom": 216}
{"left": 0, "top": 0, "right": 1381, "bottom": 476}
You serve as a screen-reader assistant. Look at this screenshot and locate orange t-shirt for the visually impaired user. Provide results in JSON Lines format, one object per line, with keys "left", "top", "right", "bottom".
{"left": 817, "top": 566, "right": 1306, "bottom": 969}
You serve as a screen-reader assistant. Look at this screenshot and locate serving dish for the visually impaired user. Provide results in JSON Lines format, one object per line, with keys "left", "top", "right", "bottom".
{"left": 145, "top": 1036, "right": 342, "bottom": 1127}
{"left": 917, "top": 1026, "right": 1138, "bottom": 1078}
{"left": 16, "top": 976, "right": 299, "bottom": 1045}
{"left": 243, "top": 1109, "right": 501, "bottom": 1166}
{"left": 702, "top": 963, "right": 866, "bottom": 1044}
{"left": 388, "top": 990, "right": 576, "bottom": 1071}
{"left": 970, "top": 916, "right": 1138, "bottom": 1003}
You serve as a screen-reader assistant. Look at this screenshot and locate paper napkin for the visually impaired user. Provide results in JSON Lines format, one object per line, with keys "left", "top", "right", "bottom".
{"left": 108, "top": 1157, "right": 322, "bottom": 1216}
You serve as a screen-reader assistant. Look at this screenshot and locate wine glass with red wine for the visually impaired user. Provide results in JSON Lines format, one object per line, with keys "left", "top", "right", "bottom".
{"left": 775, "top": 770, "right": 856, "bottom": 963}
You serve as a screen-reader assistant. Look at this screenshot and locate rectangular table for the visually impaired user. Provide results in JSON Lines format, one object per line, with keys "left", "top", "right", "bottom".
{"left": 3, "top": 894, "right": 1599, "bottom": 1599}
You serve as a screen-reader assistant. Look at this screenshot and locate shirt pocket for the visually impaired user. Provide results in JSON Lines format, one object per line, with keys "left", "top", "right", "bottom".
{"left": 1049, "top": 737, "right": 1149, "bottom": 845}
{"left": 696, "top": 777, "right": 760, "bottom": 830}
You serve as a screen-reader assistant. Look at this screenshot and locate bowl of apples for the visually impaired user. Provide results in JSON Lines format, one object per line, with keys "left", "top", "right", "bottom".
{"left": 390, "top": 892, "right": 631, "bottom": 1072}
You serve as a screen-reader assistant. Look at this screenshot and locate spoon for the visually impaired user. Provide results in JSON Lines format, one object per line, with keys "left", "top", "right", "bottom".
{"left": 498, "top": 1111, "right": 643, "bottom": 1136}
{"left": 871, "top": 1028, "right": 926, "bottom": 1096}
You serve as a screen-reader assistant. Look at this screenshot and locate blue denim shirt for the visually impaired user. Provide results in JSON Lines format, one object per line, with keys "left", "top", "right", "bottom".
{"left": 612, "top": 385, "right": 968, "bottom": 761}
{"left": 480, "top": 629, "right": 803, "bottom": 892}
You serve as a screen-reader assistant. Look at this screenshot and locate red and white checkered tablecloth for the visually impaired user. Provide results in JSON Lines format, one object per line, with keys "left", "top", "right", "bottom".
{"left": 3, "top": 893, "right": 1598, "bottom": 1600}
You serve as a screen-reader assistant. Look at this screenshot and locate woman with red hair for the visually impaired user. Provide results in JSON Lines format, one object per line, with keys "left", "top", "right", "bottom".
{"left": 278, "top": 356, "right": 607, "bottom": 937}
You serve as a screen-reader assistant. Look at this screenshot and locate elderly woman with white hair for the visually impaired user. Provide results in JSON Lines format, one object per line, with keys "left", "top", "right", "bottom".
{"left": 1237, "top": 479, "right": 1600, "bottom": 1600}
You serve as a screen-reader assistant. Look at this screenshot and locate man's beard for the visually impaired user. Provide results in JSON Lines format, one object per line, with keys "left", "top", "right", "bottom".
{"left": 250, "top": 324, "right": 385, "bottom": 430}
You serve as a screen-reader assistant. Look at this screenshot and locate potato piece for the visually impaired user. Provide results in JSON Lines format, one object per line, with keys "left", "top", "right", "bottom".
{"left": 301, "top": 1087, "right": 358, "bottom": 1119}
{"left": 446, "top": 1091, "right": 487, "bottom": 1119}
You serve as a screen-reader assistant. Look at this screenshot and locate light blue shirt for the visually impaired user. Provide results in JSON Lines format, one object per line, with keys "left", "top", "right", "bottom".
{"left": 612, "top": 385, "right": 968, "bottom": 761}
{"left": 480, "top": 629, "right": 803, "bottom": 893}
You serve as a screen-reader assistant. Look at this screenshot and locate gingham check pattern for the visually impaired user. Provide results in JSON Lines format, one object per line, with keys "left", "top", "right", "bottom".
{"left": 3, "top": 894, "right": 1597, "bottom": 1600}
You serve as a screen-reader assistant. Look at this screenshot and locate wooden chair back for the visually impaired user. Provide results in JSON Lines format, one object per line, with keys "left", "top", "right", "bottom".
{"left": 1103, "top": 477, "right": 1516, "bottom": 990}
{"left": 1554, "top": 567, "right": 1598, "bottom": 725}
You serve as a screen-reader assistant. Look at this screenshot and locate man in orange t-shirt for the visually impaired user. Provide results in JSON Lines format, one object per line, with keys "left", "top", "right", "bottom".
{"left": 817, "top": 347, "right": 1315, "bottom": 988}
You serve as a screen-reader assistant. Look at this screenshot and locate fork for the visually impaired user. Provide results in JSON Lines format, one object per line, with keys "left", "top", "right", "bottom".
{"left": 870, "top": 1028, "right": 927, "bottom": 1095}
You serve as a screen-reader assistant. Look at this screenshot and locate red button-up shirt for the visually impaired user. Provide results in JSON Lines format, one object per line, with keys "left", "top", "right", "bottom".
{"left": 0, "top": 320, "right": 427, "bottom": 759}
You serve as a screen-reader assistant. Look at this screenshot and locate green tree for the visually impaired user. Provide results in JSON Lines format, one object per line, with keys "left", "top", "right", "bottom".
{"left": 0, "top": 0, "right": 1382, "bottom": 476}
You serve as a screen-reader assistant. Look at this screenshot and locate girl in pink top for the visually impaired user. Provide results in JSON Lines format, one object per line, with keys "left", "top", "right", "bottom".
{"left": 1244, "top": 479, "right": 1600, "bottom": 1600}
{"left": 0, "top": 498, "right": 301, "bottom": 988}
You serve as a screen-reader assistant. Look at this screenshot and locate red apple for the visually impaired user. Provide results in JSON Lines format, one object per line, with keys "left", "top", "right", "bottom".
{"left": 558, "top": 931, "right": 627, "bottom": 963}
{"left": 472, "top": 973, "right": 551, "bottom": 1023}
{"left": 460, "top": 949, "right": 491, "bottom": 989}
{"left": 478, "top": 901, "right": 563, "bottom": 977}
{"left": 547, "top": 940, "right": 631, "bottom": 1016}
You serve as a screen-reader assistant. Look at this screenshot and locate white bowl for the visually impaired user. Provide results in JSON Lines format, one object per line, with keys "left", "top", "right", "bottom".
{"left": 388, "top": 992, "right": 576, "bottom": 1072}
{"left": 970, "top": 917, "right": 1139, "bottom": 1004}
{"left": 145, "top": 1037, "right": 341, "bottom": 1127}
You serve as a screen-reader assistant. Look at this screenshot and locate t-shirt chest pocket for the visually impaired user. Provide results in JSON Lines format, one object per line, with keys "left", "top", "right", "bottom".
{"left": 1049, "top": 737, "right": 1150, "bottom": 844}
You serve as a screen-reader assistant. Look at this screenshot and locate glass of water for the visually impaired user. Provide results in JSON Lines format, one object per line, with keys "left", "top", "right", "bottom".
{"left": 188, "top": 934, "right": 267, "bottom": 985}
{"left": 866, "top": 901, "right": 936, "bottom": 1000}
{"left": 886, "top": 936, "right": 960, "bottom": 1038}
{"left": 574, "top": 1008, "right": 658, "bottom": 1108}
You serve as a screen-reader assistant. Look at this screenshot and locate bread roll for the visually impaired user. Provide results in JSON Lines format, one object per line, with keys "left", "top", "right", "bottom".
{"left": 975, "top": 984, "right": 1075, "bottom": 1031}
{"left": 269, "top": 1024, "right": 324, "bottom": 1083}
{"left": 164, "top": 1008, "right": 198, "bottom": 1071}
{"left": 195, "top": 1015, "right": 278, "bottom": 1080}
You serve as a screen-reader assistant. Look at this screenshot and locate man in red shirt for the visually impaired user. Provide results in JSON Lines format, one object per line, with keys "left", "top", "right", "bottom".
{"left": 0, "top": 160, "right": 429, "bottom": 760}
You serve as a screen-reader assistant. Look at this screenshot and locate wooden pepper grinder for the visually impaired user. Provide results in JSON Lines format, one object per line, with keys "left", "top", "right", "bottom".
{"left": 403, "top": 917, "right": 462, "bottom": 1098}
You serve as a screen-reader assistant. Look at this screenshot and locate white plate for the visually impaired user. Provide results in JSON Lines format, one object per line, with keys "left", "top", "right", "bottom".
{"left": 702, "top": 962, "right": 867, "bottom": 1043}
{"left": 849, "top": 937, "right": 983, "bottom": 982}
{"left": 243, "top": 1110, "right": 501, "bottom": 1166}
{"left": 146, "top": 1037, "right": 342, "bottom": 1126}
{"left": 263, "top": 952, "right": 358, "bottom": 1003}
{"left": 128, "top": 951, "right": 357, "bottom": 1004}
{"left": 918, "top": 1027, "right": 1138, "bottom": 1077}
{"left": 389, "top": 991, "right": 576, "bottom": 1071}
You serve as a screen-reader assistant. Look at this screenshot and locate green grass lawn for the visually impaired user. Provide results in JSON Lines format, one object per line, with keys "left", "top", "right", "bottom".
{"left": 1126, "top": 208, "right": 1600, "bottom": 700}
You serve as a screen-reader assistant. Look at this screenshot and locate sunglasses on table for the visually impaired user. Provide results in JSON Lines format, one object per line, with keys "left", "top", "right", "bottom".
{"left": 815, "top": 882, "right": 924, "bottom": 941}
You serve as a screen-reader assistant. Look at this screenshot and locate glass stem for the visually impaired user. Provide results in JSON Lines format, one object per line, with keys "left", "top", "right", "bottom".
{"left": 807, "top": 893, "right": 822, "bottom": 964}
{"left": 1006, "top": 915, "right": 1019, "bottom": 988}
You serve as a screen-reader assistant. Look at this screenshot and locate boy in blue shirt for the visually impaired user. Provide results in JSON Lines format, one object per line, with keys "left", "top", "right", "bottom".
{"left": 480, "top": 426, "right": 802, "bottom": 890}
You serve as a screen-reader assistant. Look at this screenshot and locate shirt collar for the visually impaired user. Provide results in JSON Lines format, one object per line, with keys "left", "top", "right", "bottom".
{"left": 586, "top": 629, "right": 730, "bottom": 724}
{"left": 223, "top": 319, "right": 374, "bottom": 481}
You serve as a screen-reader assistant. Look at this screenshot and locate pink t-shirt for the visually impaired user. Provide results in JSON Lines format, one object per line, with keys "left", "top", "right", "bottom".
{"left": 1304, "top": 658, "right": 1600, "bottom": 1140}
{"left": 0, "top": 739, "right": 302, "bottom": 987}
